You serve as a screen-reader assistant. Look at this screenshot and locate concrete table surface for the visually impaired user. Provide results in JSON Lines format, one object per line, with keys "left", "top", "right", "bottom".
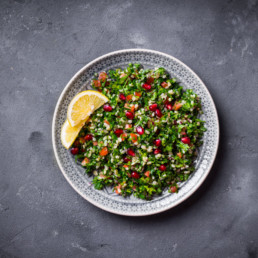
{"left": 0, "top": 0, "right": 257, "bottom": 257}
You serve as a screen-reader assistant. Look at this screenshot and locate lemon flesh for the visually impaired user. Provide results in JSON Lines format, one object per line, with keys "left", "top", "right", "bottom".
{"left": 61, "top": 119, "right": 86, "bottom": 149}
{"left": 67, "top": 90, "right": 108, "bottom": 127}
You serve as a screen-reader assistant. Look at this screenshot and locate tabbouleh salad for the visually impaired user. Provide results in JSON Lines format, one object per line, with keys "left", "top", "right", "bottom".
{"left": 70, "top": 63, "right": 206, "bottom": 200}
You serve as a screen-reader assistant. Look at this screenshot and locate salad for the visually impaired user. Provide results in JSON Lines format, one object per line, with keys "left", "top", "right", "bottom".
{"left": 70, "top": 64, "right": 206, "bottom": 200}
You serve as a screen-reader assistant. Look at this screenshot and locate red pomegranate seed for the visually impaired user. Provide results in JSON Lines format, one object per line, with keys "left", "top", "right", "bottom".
{"left": 166, "top": 104, "right": 173, "bottom": 110}
{"left": 155, "top": 109, "right": 162, "bottom": 117}
{"left": 149, "top": 104, "right": 158, "bottom": 112}
{"left": 136, "top": 126, "right": 144, "bottom": 135}
{"left": 119, "top": 93, "right": 126, "bottom": 101}
{"left": 84, "top": 134, "right": 93, "bottom": 141}
{"left": 181, "top": 137, "right": 191, "bottom": 145}
{"left": 127, "top": 148, "right": 135, "bottom": 157}
{"left": 142, "top": 83, "right": 151, "bottom": 90}
{"left": 171, "top": 186, "right": 178, "bottom": 193}
{"left": 154, "top": 149, "right": 161, "bottom": 155}
{"left": 159, "top": 165, "right": 166, "bottom": 171}
{"left": 114, "top": 129, "right": 124, "bottom": 137}
{"left": 131, "top": 171, "right": 140, "bottom": 179}
{"left": 126, "top": 111, "right": 134, "bottom": 119}
{"left": 123, "top": 157, "right": 130, "bottom": 163}
{"left": 70, "top": 147, "right": 79, "bottom": 155}
{"left": 103, "top": 104, "right": 113, "bottom": 112}
{"left": 154, "top": 139, "right": 161, "bottom": 147}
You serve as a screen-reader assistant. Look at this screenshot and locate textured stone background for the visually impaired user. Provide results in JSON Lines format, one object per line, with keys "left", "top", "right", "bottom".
{"left": 0, "top": 0, "right": 258, "bottom": 257}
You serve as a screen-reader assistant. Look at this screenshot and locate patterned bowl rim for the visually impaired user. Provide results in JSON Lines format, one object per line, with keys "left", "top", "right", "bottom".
{"left": 52, "top": 49, "right": 219, "bottom": 216}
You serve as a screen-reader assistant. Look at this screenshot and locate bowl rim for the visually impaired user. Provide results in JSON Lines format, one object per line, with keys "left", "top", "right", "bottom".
{"left": 52, "top": 48, "right": 220, "bottom": 216}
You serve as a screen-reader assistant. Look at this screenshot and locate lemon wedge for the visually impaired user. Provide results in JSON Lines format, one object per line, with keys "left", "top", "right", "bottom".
{"left": 67, "top": 90, "right": 109, "bottom": 127}
{"left": 61, "top": 119, "right": 87, "bottom": 149}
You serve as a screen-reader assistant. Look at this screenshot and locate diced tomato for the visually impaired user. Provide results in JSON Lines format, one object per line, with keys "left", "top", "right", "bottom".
{"left": 81, "top": 157, "right": 90, "bottom": 166}
{"left": 126, "top": 94, "right": 133, "bottom": 101}
{"left": 125, "top": 124, "right": 132, "bottom": 129}
{"left": 121, "top": 133, "right": 127, "bottom": 141}
{"left": 161, "top": 82, "right": 168, "bottom": 88}
{"left": 173, "top": 102, "right": 183, "bottom": 111}
{"left": 177, "top": 152, "right": 182, "bottom": 159}
{"left": 134, "top": 92, "right": 142, "bottom": 97}
{"left": 120, "top": 73, "right": 127, "bottom": 78}
{"left": 130, "top": 105, "right": 135, "bottom": 113}
{"left": 92, "top": 79, "right": 101, "bottom": 88}
{"left": 130, "top": 133, "right": 138, "bottom": 143}
{"left": 146, "top": 77, "right": 154, "bottom": 84}
{"left": 79, "top": 137, "right": 86, "bottom": 144}
{"left": 124, "top": 103, "right": 130, "bottom": 109}
{"left": 93, "top": 141, "right": 98, "bottom": 146}
{"left": 123, "top": 165, "right": 129, "bottom": 168}
{"left": 104, "top": 120, "right": 110, "bottom": 125}
{"left": 98, "top": 72, "right": 107, "bottom": 82}
{"left": 114, "top": 184, "right": 122, "bottom": 194}
{"left": 100, "top": 147, "right": 108, "bottom": 156}
{"left": 170, "top": 186, "right": 178, "bottom": 193}
{"left": 144, "top": 171, "right": 150, "bottom": 177}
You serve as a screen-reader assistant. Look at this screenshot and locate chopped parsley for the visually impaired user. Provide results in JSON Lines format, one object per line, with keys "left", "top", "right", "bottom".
{"left": 71, "top": 64, "right": 206, "bottom": 200}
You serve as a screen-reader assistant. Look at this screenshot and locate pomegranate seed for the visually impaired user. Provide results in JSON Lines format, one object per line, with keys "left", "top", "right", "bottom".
{"left": 159, "top": 165, "right": 166, "bottom": 171}
{"left": 123, "top": 157, "right": 130, "bottom": 163}
{"left": 131, "top": 171, "right": 140, "bottom": 179}
{"left": 127, "top": 148, "right": 135, "bottom": 157}
{"left": 126, "top": 111, "right": 134, "bottom": 120}
{"left": 154, "top": 149, "right": 161, "bottom": 155}
{"left": 181, "top": 137, "right": 191, "bottom": 145}
{"left": 103, "top": 104, "right": 113, "bottom": 112}
{"left": 136, "top": 126, "right": 144, "bottom": 135}
{"left": 119, "top": 93, "right": 126, "bottom": 101}
{"left": 142, "top": 83, "right": 151, "bottom": 90}
{"left": 114, "top": 129, "right": 124, "bottom": 137}
{"left": 84, "top": 134, "right": 93, "bottom": 141}
{"left": 154, "top": 139, "right": 161, "bottom": 147}
{"left": 149, "top": 104, "right": 158, "bottom": 112}
{"left": 70, "top": 147, "right": 79, "bottom": 155}
{"left": 155, "top": 109, "right": 162, "bottom": 117}
{"left": 166, "top": 104, "right": 173, "bottom": 110}
{"left": 171, "top": 186, "right": 178, "bottom": 193}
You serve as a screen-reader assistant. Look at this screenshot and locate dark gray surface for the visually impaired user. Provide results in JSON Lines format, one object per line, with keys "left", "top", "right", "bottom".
{"left": 0, "top": 0, "right": 257, "bottom": 257}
